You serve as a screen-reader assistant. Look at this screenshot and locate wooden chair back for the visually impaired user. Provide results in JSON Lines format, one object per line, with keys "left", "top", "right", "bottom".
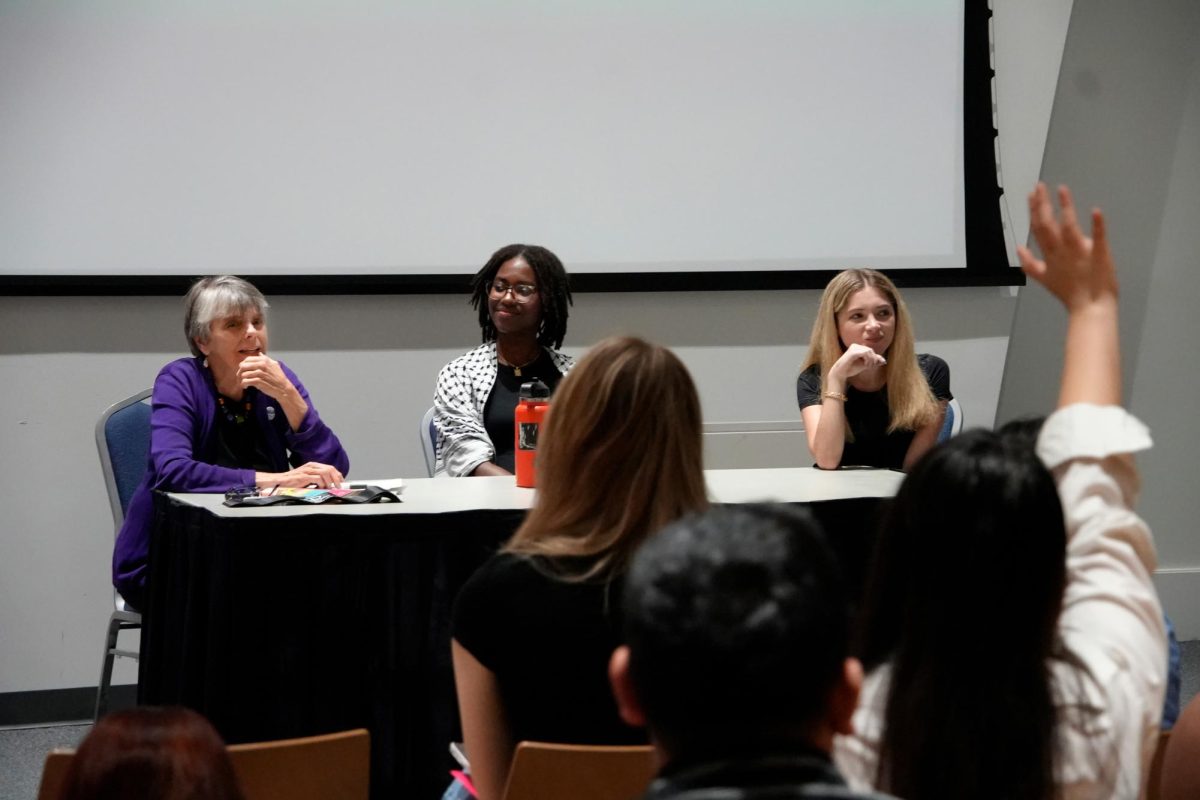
{"left": 227, "top": 728, "right": 370, "bottom": 800}
{"left": 35, "top": 749, "right": 74, "bottom": 800}
{"left": 35, "top": 728, "right": 370, "bottom": 800}
{"left": 501, "top": 741, "right": 656, "bottom": 800}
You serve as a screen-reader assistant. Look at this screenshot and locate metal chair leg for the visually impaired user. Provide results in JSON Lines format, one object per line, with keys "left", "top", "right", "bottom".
{"left": 94, "top": 613, "right": 121, "bottom": 720}
{"left": 95, "top": 610, "right": 141, "bottom": 720}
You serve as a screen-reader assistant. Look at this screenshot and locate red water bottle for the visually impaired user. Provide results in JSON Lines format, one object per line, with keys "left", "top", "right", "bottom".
{"left": 514, "top": 379, "right": 550, "bottom": 488}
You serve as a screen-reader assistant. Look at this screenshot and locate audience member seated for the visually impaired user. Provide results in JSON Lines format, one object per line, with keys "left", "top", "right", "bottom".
{"left": 434, "top": 244, "right": 574, "bottom": 476}
{"left": 59, "top": 706, "right": 244, "bottom": 800}
{"left": 835, "top": 184, "right": 1166, "bottom": 798}
{"left": 798, "top": 268, "right": 951, "bottom": 470}
{"left": 450, "top": 336, "right": 708, "bottom": 800}
{"left": 114, "top": 276, "right": 349, "bottom": 611}
{"left": 609, "top": 504, "right": 899, "bottom": 800}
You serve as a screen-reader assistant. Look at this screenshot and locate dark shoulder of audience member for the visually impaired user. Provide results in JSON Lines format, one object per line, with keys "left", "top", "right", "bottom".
{"left": 620, "top": 504, "right": 850, "bottom": 762}
{"left": 60, "top": 706, "right": 245, "bottom": 800}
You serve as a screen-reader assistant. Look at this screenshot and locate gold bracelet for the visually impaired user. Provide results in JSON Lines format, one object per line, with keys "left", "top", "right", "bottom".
{"left": 823, "top": 391, "right": 848, "bottom": 402}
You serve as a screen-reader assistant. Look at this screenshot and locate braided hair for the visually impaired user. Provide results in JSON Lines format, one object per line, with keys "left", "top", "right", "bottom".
{"left": 470, "top": 244, "right": 573, "bottom": 349}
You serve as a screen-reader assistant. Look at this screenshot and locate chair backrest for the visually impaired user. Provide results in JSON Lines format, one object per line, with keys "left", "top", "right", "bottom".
{"left": 35, "top": 749, "right": 74, "bottom": 800}
{"left": 420, "top": 406, "right": 438, "bottom": 477}
{"left": 35, "top": 729, "right": 370, "bottom": 800}
{"left": 95, "top": 389, "right": 153, "bottom": 530}
{"left": 1161, "top": 694, "right": 1200, "bottom": 800}
{"left": 227, "top": 728, "right": 370, "bottom": 800}
{"left": 501, "top": 741, "right": 657, "bottom": 800}
{"left": 937, "top": 396, "right": 964, "bottom": 443}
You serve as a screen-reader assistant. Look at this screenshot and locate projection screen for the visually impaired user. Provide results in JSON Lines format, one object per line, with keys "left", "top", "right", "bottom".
{"left": 0, "top": 1, "right": 1014, "bottom": 292}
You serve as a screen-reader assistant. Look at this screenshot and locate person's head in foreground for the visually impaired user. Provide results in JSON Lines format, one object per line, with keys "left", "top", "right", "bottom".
{"left": 855, "top": 425, "right": 1067, "bottom": 798}
{"left": 60, "top": 706, "right": 245, "bottom": 800}
{"left": 610, "top": 504, "right": 866, "bottom": 786}
{"left": 505, "top": 335, "right": 707, "bottom": 581}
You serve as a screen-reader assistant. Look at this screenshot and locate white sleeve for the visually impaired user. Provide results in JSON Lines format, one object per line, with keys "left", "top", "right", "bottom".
{"left": 1038, "top": 404, "right": 1165, "bottom": 794}
{"left": 434, "top": 356, "right": 493, "bottom": 477}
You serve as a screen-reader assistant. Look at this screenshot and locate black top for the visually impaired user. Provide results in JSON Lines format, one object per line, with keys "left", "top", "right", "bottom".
{"left": 645, "top": 752, "right": 900, "bottom": 800}
{"left": 483, "top": 350, "right": 564, "bottom": 472}
{"left": 212, "top": 389, "right": 274, "bottom": 473}
{"left": 796, "top": 354, "right": 952, "bottom": 470}
{"left": 452, "top": 552, "right": 646, "bottom": 746}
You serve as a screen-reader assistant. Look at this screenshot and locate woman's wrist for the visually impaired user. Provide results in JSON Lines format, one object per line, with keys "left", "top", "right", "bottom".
{"left": 824, "top": 374, "right": 847, "bottom": 394}
{"left": 1066, "top": 295, "right": 1119, "bottom": 320}
{"left": 277, "top": 388, "right": 309, "bottom": 430}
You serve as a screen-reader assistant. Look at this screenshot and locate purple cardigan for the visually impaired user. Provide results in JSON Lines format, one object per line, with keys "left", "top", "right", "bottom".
{"left": 113, "top": 356, "right": 349, "bottom": 608}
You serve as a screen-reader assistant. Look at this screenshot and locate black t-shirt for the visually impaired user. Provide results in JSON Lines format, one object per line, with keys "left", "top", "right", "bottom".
{"left": 796, "top": 354, "right": 952, "bottom": 470}
{"left": 452, "top": 552, "right": 646, "bottom": 746}
{"left": 483, "top": 350, "right": 563, "bottom": 472}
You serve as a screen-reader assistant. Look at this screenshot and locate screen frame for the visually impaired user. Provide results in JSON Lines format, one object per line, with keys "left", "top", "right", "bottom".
{"left": 0, "top": 0, "right": 1022, "bottom": 296}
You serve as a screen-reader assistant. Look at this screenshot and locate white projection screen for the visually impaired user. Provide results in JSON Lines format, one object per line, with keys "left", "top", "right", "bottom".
{"left": 0, "top": 1, "right": 1012, "bottom": 292}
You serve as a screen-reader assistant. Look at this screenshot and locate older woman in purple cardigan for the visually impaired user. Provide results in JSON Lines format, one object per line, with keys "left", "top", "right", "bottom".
{"left": 114, "top": 276, "right": 349, "bottom": 611}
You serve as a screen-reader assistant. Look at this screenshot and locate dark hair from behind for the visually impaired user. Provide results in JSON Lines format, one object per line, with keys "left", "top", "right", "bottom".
{"left": 855, "top": 427, "right": 1066, "bottom": 800}
{"left": 996, "top": 415, "right": 1047, "bottom": 451}
{"left": 60, "top": 706, "right": 245, "bottom": 800}
{"left": 470, "top": 244, "right": 572, "bottom": 348}
{"left": 621, "top": 504, "right": 850, "bottom": 758}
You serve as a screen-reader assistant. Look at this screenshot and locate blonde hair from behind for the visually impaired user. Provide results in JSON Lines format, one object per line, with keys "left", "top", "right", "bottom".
{"left": 504, "top": 336, "right": 708, "bottom": 582}
{"left": 800, "top": 268, "right": 937, "bottom": 434}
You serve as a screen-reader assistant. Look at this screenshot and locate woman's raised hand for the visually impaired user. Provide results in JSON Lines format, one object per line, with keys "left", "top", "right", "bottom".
{"left": 1017, "top": 183, "right": 1119, "bottom": 311}
{"left": 238, "top": 354, "right": 311, "bottom": 430}
{"left": 237, "top": 355, "right": 298, "bottom": 401}
{"left": 830, "top": 343, "right": 887, "bottom": 382}
{"left": 1019, "top": 182, "right": 1122, "bottom": 408}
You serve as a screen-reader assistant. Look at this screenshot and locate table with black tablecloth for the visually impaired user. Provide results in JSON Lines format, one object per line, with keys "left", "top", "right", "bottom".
{"left": 140, "top": 468, "right": 902, "bottom": 799}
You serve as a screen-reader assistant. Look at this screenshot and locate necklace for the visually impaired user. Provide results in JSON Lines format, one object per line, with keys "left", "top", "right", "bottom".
{"left": 218, "top": 394, "right": 253, "bottom": 425}
{"left": 498, "top": 348, "right": 540, "bottom": 377}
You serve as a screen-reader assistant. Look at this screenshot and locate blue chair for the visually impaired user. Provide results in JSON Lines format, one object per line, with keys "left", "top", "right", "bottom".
{"left": 938, "top": 397, "right": 964, "bottom": 443}
{"left": 420, "top": 406, "right": 438, "bottom": 477}
{"left": 94, "top": 388, "right": 152, "bottom": 719}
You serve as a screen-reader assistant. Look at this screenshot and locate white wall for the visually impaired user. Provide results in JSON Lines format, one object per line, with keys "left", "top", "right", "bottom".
{"left": 1131, "top": 47, "right": 1200, "bottom": 636}
{"left": 0, "top": 1, "right": 1074, "bottom": 696}
{"left": 996, "top": 0, "right": 1200, "bottom": 636}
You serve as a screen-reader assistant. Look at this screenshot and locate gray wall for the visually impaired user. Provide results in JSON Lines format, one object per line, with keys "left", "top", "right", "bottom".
{"left": 0, "top": 287, "right": 1017, "bottom": 694}
{"left": 0, "top": 0, "right": 1108, "bottom": 698}
{"left": 996, "top": 1, "right": 1200, "bottom": 634}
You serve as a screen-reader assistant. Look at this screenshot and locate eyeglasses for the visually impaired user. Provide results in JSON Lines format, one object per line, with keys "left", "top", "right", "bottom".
{"left": 489, "top": 280, "right": 538, "bottom": 301}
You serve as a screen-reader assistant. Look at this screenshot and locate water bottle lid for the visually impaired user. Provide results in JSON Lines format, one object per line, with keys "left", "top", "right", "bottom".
{"left": 519, "top": 379, "right": 550, "bottom": 400}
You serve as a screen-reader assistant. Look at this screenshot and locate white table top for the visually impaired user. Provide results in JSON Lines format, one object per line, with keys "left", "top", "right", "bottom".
{"left": 167, "top": 467, "right": 903, "bottom": 519}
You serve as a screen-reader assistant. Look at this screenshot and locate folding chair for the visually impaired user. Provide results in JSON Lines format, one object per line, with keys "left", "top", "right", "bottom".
{"left": 94, "top": 389, "right": 152, "bottom": 719}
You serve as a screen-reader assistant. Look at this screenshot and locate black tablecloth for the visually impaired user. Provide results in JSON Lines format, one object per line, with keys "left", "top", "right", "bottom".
{"left": 141, "top": 492, "right": 886, "bottom": 799}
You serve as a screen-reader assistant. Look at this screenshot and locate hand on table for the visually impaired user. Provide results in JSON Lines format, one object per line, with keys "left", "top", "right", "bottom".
{"left": 258, "top": 462, "right": 345, "bottom": 490}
